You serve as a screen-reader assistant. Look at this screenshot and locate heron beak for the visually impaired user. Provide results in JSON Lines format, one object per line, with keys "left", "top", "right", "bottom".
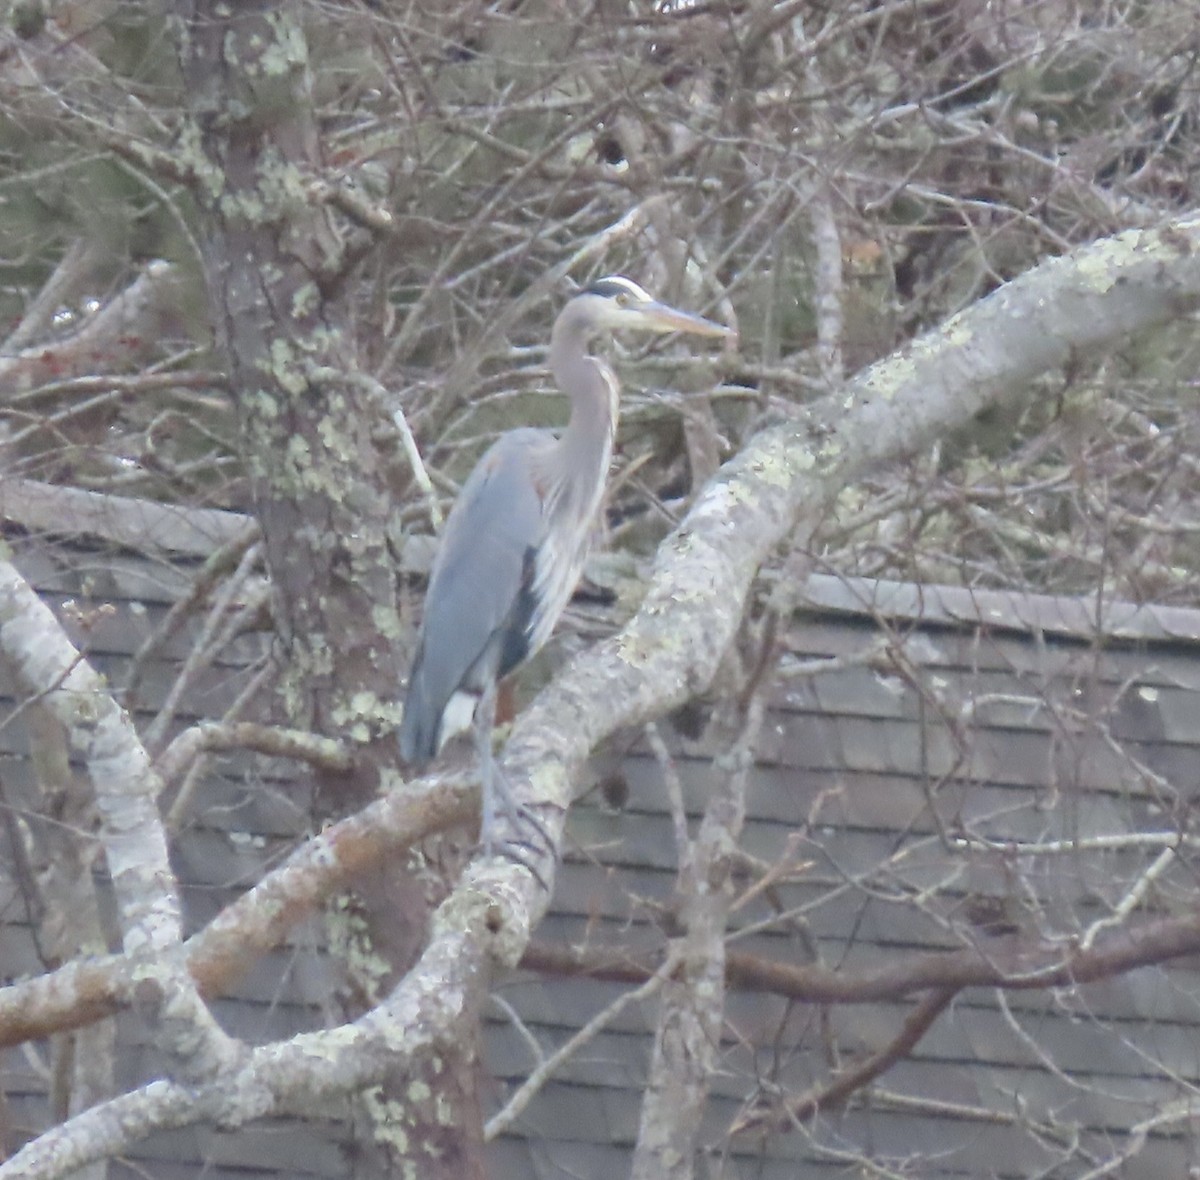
{"left": 638, "top": 301, "right": 735, "bottom": 339}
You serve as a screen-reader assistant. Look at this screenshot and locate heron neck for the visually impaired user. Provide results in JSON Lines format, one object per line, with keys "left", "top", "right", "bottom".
{"left": 550, "top": 316, "right": 618, "bottom": 467}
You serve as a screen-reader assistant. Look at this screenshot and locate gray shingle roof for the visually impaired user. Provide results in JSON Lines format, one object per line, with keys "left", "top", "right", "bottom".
{"left": 3, "top": 548, "right": 1200, "bottom": 1177}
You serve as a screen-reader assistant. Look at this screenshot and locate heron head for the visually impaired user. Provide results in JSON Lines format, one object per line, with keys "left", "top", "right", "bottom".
{"left": 576, "top": 275, "right": 733, "bottom": 339}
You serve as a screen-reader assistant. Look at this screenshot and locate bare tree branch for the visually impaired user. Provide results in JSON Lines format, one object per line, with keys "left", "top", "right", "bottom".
{"left": 633, "top": 694, "right": 764, "bottom": 1180}
{"left": 0, "top": 478, "right": 255, "bottom": 556}
{"left": 0, "top": 858, "right": 512, "bottom": 1180}
{"left": 2, "top": 238, "right": 104, "bottom": 353}
{"left": 485, "top": 947, "right": 683, "bottom": 1141}
{"left": 0, "top": 261, "right": 186, "bottom": 393}
{"left": 733, "top": 987, "right": 959, "bottom": 1134}
{"left": 523, "top": 905, "right": 1200, "bottom": 1003}
{"left": 0, "top": 766, "right": 476, "bottom": 1050}
{"left": 156, "top": 720, "right": 354, "bottom": 789}
{"left": 0, "top": 560, "right": 240, "bottom": 1081}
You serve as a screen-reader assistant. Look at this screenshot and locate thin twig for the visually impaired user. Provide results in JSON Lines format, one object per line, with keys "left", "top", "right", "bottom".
{"left": 485, "top": 946, "right": 683, "bottom": 1140}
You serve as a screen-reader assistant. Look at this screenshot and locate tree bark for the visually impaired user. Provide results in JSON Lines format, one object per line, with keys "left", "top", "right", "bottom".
{"left": 171, "top": 4, "right": 483, "bottom": 1175}
{"left": 172, "top": 2, "right": 402, "bottom": 750}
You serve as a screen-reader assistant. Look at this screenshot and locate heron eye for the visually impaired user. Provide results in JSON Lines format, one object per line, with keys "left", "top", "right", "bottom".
{"left": 614, "top": 292, "right": 630, "bottom": 307}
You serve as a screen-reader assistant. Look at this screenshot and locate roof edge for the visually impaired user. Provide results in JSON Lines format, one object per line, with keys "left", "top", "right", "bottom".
{"left": 795, "top": 574, "right": 1200, "bottom": 646}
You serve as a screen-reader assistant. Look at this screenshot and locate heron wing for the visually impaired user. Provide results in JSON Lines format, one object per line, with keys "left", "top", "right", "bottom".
{"left": 399, "top": 429, "right": 554, "bottom": 763}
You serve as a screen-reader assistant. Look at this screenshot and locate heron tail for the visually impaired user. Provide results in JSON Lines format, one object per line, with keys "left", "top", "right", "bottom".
{"left": 398, "top": 662, "right": 439, "bottom": 766}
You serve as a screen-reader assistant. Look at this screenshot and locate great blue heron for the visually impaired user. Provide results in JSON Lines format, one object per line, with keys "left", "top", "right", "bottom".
{"left": 399, "top": 275, "right": 733, "bottom": 856}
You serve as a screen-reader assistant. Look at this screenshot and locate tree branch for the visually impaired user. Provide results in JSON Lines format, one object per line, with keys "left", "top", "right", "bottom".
{"left": 0, "top": 767, "right": 477, "bottom": 1050}
{"left": 0, "top": 261, "right": 186, "bottom": 392}
{"left": 522, "top": 904, "right": 1200, "bottom": 1002}
{"left": 0, "top": 478, "right": 255, "bottom": 556}
{"left": 156, "top": 720, "right": 355, "bottom": 789}
{"left": 632, "top": 696, "right": 764, "bottom": 1180}
{"left": 0, "top": 858, "right": 510, "bottom": 1180}
{"left": 0, "top": 561, "right": 239, "bottom": 1080}
{"left": 732, "top": 987, "right": 958, "bottom": 1135}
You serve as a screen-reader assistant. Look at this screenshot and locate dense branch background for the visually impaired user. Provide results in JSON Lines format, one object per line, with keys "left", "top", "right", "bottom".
{"left": 0, "top": 1, "right": 1199, "bottom": 1177}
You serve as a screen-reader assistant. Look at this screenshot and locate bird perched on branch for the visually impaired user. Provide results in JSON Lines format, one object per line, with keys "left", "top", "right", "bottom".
{"left": 399, "top": 275, "right": 733, "bottom": 857}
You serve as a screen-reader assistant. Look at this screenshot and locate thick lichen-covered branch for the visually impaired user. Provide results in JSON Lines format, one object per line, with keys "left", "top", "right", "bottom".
{"left": 0, "top": 560, "right": 240, "bottom": 1081}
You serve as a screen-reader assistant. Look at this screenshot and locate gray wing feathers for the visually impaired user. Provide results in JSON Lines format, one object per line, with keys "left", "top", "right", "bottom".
{"left": 399, "top": 431, "right": 551, "bottom": 764}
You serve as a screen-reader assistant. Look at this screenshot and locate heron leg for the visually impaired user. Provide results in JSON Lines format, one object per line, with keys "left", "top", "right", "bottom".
{"left": 474, "top": 681, "right": 556, "bottom": 870}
